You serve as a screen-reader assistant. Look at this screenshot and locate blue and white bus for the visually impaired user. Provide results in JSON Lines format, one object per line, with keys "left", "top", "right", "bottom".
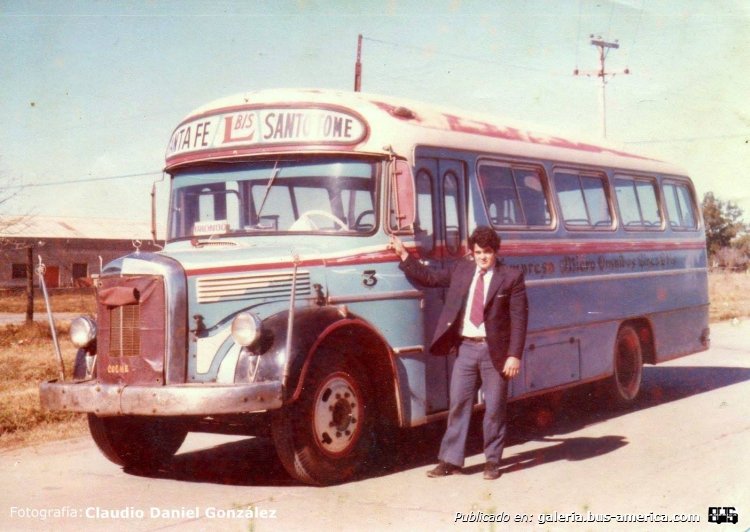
{"left": 40, "top": 88, "right": 709, "bottom": 485}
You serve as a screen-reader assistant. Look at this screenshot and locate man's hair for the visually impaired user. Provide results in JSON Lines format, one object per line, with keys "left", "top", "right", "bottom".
{"left": 468, "top": 226, "right": 501, "bottom": 252}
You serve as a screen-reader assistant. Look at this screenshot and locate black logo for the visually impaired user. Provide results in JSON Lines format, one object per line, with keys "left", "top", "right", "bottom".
{"left": 708, "top": 507, "right": 738, "bottom": 524}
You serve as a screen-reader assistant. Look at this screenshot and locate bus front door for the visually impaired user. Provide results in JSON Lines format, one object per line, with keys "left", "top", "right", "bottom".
{"left": 415, "top": 156, "right": 466, "bottom": 414}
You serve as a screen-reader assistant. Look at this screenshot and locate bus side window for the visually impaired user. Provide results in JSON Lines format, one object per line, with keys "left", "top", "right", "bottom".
{"left": 663, "top": 181, "right": 698, "bottom": 230}
{"left": 554, "top": 170, "right": 612, "bottom": 229}
{"left": 478, "top": 163, "right": 551, "bottom": 227}
{"left": 615, "top": 176, "right": 663, "bottom": 229}
{"left": 580, "top": 176, "right": 612, "bottom": 226}
{"left": 515, "top": 168, "right": 552, "bottom": 226}
{"left": 479, "top": 165, "right": 520, "bottom": 225}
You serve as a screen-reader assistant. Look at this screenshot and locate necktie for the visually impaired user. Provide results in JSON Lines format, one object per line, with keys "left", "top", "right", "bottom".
{"left": 469, "top": 270, "right": 486, "bottom": 327}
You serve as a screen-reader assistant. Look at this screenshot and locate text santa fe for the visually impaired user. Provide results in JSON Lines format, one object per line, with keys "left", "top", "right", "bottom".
{"left": 166, "top": 107, "right": 367, "bottom": 159}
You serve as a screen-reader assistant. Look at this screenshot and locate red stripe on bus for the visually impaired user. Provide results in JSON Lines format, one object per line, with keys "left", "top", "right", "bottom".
{"left": 165, "top": 144, "right": 361, "bottom": 169}
{"left": 184, "top": 240, "right": 703, "bottom": 277}
{"left": 369, "top": 99, "right": 654, "bottom": 162}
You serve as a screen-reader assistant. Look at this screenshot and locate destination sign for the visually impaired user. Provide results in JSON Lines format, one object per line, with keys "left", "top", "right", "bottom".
{"left": 166, "top": 107, "right": 368, "bottom": 162}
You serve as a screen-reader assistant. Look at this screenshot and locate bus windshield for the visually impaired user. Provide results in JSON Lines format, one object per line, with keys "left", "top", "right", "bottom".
{"left": 169, "top": 157, "right": 379, "bottom": 240}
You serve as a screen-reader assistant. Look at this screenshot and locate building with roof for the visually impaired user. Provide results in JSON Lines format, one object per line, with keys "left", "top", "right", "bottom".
{"left": 0, "top": 215, "right": 163, "bottom": 289}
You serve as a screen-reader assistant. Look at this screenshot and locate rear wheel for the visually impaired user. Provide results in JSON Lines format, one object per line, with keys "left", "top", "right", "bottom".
{"left": 272, "top": 352, "right": 375, "bottom": 485}
{"left": 88, "top": 414, "right": 188, "bottom": 469}
{"left": 607, "top": 325, "right": 643, "bottom": 406}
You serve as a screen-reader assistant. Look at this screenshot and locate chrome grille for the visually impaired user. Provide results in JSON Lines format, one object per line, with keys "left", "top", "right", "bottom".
{"left": 196, "top": 270, "right": 311, "bottom": 304}
{"left": 109, "top": 304, "right": 141, "bottom": 357}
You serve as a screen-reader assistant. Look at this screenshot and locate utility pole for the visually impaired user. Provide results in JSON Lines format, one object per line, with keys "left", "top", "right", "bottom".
{"left": 25, "top": 244, "right": 34, "bottom": 324}
{"left": 354, "top": 34, "right": 363, "bottom": 92}
{"left": 574, "top": 35, "right": 630, "bottom": 138}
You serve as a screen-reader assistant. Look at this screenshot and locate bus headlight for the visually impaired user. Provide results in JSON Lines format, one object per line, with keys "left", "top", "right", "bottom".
{"left": 231, "top": 312, "right": 262, "bottom": 347}
{"left": 70, "top": 316, "right": 97, "bottom": 348}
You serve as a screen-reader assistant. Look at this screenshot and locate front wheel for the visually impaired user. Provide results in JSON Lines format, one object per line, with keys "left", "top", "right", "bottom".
{"left": 272, "top": 353, "right": 375, "bottom": 485}
{"left": 607, "top": 325, "right": 643, "bottom": 406}
{"left": 88, "top": 414, "right": 188, "bottom": 469}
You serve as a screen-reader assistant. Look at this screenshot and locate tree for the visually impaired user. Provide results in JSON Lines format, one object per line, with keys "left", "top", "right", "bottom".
{"left": 715, "top": 246, "right": 748, "bottom": 272}
{"left": 702, "top": 192, "right": 745, "bottom": 260}
{"left": 733, "top": 232, "right": 750, "bottom": 256}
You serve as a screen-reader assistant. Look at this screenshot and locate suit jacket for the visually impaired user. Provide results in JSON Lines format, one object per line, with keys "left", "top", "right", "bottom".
{"left": 399, "top": 254, "right": 528, "bottom": 366}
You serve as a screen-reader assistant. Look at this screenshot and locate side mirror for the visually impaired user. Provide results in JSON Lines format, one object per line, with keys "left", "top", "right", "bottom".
{"left": 392, "top": 159, "right": 415, "bottom": 231}
{"left": 151, "top": 181, "right": 158, "bottom": 242}
{"left": 150, "top": 177, "right": 165, "bottom": 249}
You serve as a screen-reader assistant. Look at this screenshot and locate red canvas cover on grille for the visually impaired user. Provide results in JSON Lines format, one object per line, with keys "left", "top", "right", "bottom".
{"left": 96, "top": 276, "right": 166, "bottom": 385}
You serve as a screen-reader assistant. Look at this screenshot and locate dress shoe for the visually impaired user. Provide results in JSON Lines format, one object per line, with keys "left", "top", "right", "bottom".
{"left": 483, "top": 461, "right": 502, "bottom": 480}
{"left": 426, "top": 461, "right": 463, "bottom": 477}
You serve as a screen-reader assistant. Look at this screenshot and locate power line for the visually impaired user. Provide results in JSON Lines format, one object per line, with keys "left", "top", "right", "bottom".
{"left": 625, "top": 133, "right": 749, "bottom": 144}
{"left": 606, "top": 1, "right": 617, "bottom": 38}
{"left": 362, "top": 36, "right": 557, "bottom": 75}
{"left": 624, "top": 0, "right": 646, "bottom": 65}
{"left": 574, "top": 0, "right": 583, "bottom": 68}
{"left": 7, "top": 171, "right": 163, "bottom": 189}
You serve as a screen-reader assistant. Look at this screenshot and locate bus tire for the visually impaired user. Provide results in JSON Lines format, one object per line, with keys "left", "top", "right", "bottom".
{"left": 87, "top": 414, "right": 187, "bottom": 469}
{"left": 607, "top": 325, "right": 643, "bottom": 406}
{"left": 272, "top": 351, "right": 374, "bottom": 485}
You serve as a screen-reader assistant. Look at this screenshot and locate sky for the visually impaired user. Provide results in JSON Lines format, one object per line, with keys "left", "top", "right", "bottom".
{"left": 1, "top": 0, "right": 748, "bottom": 229}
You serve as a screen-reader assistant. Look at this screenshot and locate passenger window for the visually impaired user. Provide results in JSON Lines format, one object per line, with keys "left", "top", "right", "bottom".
{"left": 415, "top": 170, "right": 435, "bottom": 254}
{"left": 615, "top": 176, "right": 663, "bottom": 229}
{"left": 581, "top": 176, "right": 612, "bottom": 226}
{"left": 554, "top": 170, "right": 612, "bottom": 228}
{"left": 478, "top": 163, "right": 551, "bottom": 227}
{"left": 663, "top": 181, "right": 698, "bottom": 230}
{"left": 636, "top": 181, "right": 661, "bottom": 225}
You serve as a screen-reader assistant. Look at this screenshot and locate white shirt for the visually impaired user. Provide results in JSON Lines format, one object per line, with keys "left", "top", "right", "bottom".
{"left": 461, "top": 266, "right": 493, "bottom": 337}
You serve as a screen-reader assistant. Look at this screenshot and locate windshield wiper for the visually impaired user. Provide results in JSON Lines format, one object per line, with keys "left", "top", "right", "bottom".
{"left": 255, "top": 161, "right": 280, "bottom": 222}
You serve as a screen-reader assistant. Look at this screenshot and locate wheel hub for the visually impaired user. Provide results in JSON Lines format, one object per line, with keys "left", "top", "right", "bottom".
{"left": 313, "top": 374, "right": 361, "bottom": 456}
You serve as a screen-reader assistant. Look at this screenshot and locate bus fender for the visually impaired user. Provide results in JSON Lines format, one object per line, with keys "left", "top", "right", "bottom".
{"left": 234, "top": 307, "right": 400, "bottom": 415}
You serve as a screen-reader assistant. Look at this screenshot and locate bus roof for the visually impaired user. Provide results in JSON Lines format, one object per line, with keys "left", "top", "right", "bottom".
{"left": 165, "top": 88, "right": 687, "bottom": 177}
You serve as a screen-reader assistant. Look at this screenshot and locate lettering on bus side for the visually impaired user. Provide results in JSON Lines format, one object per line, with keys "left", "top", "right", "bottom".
{"left": 511, "top": 253, "right": 681, "bottom": 279}
{"left": 560, "top": 253, "right": 679, "bottom": 275}
{"left": 511, "top": 261, "right": 556, "bottom": 277}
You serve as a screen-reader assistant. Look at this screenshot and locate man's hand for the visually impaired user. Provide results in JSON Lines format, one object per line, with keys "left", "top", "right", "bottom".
{"left": 502, "top": 356, "right": 521, "bottom": 379}
{"left": 388, "top": 235, "right": 409, "bottom": 261}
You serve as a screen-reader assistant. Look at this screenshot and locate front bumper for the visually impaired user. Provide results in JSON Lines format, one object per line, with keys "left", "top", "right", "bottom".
{"left": 39, "top": 380, "right": 283, "bottom": 416}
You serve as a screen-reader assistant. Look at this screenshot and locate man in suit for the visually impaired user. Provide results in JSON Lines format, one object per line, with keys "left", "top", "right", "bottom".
{"left": 390, "top": 226, "right": 528, "bottom": 480}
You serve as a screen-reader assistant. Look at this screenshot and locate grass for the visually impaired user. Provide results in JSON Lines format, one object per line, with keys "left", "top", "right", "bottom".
{"left": 708, "top": 271, "right": 750, "bottom": 322}
{"left": 0, "top": 321, "right": 86, "bottom": 450}
{"left": 1, "top": 274, "right": 749, "bottom": 451}
{"left": 0, "top": 287, "right": 96, "bottom": 314}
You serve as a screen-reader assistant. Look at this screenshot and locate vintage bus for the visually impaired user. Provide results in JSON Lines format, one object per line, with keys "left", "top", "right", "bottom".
{"left": 40, "top": 88, "right": 709, "bottom": 485}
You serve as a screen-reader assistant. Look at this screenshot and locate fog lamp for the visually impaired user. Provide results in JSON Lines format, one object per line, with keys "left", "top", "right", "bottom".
{"left": 231, "top": 312, "right": 262, "bottom": 347}
{"left": 70, "top": 316, "right": 97, "bottom": 348}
